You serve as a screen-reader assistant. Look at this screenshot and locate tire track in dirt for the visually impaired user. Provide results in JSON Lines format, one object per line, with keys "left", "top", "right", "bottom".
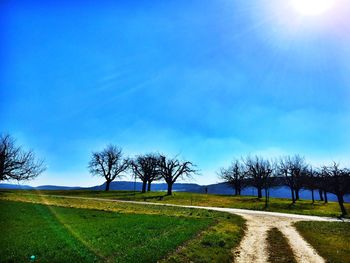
{"left": 233, "top": 213, "right": 325, "bottom": 263}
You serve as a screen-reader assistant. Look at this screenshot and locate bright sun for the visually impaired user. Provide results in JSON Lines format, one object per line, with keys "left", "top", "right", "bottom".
{"left": 290, "top": 0, "right": 335, "bottom": 16}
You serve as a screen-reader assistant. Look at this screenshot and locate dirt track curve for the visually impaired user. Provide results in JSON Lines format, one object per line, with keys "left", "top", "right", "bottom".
{"left": 46, "top": 195, "right": 349, "bottom": 263}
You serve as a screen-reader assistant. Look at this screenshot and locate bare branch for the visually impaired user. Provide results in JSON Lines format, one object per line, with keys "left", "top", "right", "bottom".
{"left": 0, "top": 134, "right": 45, "bottom": 182}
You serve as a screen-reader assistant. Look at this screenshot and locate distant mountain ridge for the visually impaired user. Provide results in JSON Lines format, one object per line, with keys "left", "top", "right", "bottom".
{"left": 1, "top": 181, "right": 349, "bottom": 202}
{"left": 0, "top": 183, "right": 83, "bottom": 190}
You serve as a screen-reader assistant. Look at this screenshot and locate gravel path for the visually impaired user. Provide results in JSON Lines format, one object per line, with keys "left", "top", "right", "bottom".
{"left": 42, "top": 195, "right": 349, "bottom": 263}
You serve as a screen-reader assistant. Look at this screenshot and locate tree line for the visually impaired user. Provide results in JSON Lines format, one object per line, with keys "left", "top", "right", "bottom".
{"left": 1, "top": 134, "right": 349, "bottom": 215}
{"left": 0, "top": 135, "right": 196, "bottom": 195}
{"left": 88, "top": 144, "right": 196, "bottom": 195}
{"left": 218, "top": 155, "right": 350, "bottom": 216}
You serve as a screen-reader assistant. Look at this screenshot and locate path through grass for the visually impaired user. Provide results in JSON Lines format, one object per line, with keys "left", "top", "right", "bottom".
{"left": 7, "top": 190, "right": 347, "bottom": 218}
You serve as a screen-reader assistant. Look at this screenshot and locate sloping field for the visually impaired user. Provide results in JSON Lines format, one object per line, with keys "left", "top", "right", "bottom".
{"left": 0, "top": 194, "right": 245, "bottom": 263}
{"left": 9, "top": 190, "right": 348, "bottom": 218}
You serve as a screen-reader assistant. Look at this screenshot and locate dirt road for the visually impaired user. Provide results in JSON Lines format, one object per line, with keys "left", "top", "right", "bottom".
{"left": 232, "top": 214, "right": 325, "bottom": 263}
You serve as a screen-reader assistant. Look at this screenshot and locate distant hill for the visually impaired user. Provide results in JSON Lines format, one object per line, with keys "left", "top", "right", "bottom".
{"left": 89, "top": 181, "right": 203, "bottom": 192}
{"left": 35, "top": 185, "right": 83, "bottom": 190}
{"left": 0, "top": 184, "right": 82, "bottom": 191}
{"left": 1, "top": 181, "right": 349, "bottom": 202}
{"left": 0, "top": 183, "right": 33, "bottom": 190}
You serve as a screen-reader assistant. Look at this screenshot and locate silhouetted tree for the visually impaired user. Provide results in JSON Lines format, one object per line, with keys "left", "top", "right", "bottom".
{"left": 316, "top": 169, "right": 328, "bottom": 203}
{"left": 146, "top": 155, "right": 162, "bottom": 192}
{"left": 278, "top": 155, "right": 307, "bottom": 203}
{"left": 318, "top": 189, "right": 324, "bottom": 201}
{"left": 0, "top": 134, "right": 45, "bottom": 182}
{"left": 245, "top": 156, "right": 273, "bottom": 200}
{"left": 88, "top": 145, "right": 129, "bottom": 191}
{"left": 159, "top": 155, "right": 196, "bottom": 195}
{"left": 302, "top": 167, "right": 318, "bottom": 203}
{"left": 261, "top": 159, "right": 276, "bottom": 208}
{"left": 218, "top": 159, "right": 246, "bottom": 196}
{"left": 290, "top": 156, "right": 308, "bottom": 201}
{"left": 130, "top": 154, "right": 161, "bottom": 193}
{"left": 321, "top": 163, "right": 350, "bottom": 216}
{"left": 278, "top": 157, "right": 295, "bottom": 202}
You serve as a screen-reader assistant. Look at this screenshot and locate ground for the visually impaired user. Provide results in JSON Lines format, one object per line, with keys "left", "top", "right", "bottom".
{"left": 295, "top": 221, "right": 350, "bottom": 263}
{"left": 267, "top": 228, "right": 296, "bottom": 263}
{"left": 1, "top": 190, "right": 349, "bottom": 262}
{"left": 0, "top": 192, "right": 244, "bottom": 263}
{"left": 12, "top": 190, "right": 348, "bottom": 218}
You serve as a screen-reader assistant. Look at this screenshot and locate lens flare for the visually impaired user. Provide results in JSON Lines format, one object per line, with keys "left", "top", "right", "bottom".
{"left": 290, "top": 0, "right": 335, "bottom": 16}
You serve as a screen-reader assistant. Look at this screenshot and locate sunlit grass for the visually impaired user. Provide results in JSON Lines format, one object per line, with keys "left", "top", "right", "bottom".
{"left": 0, "top": 200, "right": 211, "bottom": 262}
{"left": 5, "top": 189, "right": 347, "bottom": 218}
{"left": 295, "top": 221, "right": 350, "bottom": 263}
{"left": 0, "top": 193, "right": 245, "bottom": 262}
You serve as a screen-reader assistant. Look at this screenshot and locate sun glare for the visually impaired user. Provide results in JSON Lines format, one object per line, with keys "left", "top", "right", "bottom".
{"left": 290, "top": 0, "right": 335, "bottom": 16}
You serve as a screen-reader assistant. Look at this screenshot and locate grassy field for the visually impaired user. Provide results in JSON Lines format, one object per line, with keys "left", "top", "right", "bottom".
{"left": 6, "top": 189, "right": 349, "bottom": 218}
{"left": 295, "top": 221, "right": 350, "bottom": 263}
{"left": 1, "top": 190, "right": 349, "bottom": 262}
{"left": 266, "top": 227, "right": 296, "bottom": 263}
{"left": 0, "top": 192, "right": 245, "bottom": 263}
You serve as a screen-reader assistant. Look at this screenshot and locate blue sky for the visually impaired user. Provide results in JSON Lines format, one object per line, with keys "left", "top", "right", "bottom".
{"left": 1, "top": 0, "right": 350, "bottom": 186}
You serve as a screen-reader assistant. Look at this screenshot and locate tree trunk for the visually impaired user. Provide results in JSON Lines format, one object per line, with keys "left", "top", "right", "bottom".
{"left": 257, "top": 187, "right": 262, "bottom": 198}
{"left": 265, "top": 188, "right": 269, "bottom": 208}
{"left": 167, "top": 183, "right": 173, "bottom": 195}
{"left": 311, "top": 189, "right": 314, "bottom": 203}
{"left": 319, "top": 189, "right": 324, "bottom": 201}
{"left": 141, "top": 180, "right": 147, "bottom": 193}
{"left": 295, "top": 189, "right": 300, "bottom": 201}
{"left": 105, "top": 180, "right": 111, "bottom": 191}
{"left": 234, "top": 186, "right": 238, "bottom": 196}
{"left": 291, "top": 187, "right": 295, "bottom": 203}
{"left": 337, "top": 194, "right": 347, "bottom": 216}
{"left": 147, "top": 181, "right": 151, "bottom": 192}
{"left": 324, "top": 191, "right": 328, "bottom": 203}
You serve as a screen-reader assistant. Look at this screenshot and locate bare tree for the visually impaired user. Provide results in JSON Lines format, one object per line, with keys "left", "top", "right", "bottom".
{"left": 130, "top": 153, "right": 161, "bottom": 193}
{"left": 318, "top": 188, "right": 324, "bottom": 201}
{"left": 278, "top": 155, "right": 307, "bottom": 203}
{"left": 244, "top": 156, "right": 264, "bottom": 198}
{"left": 289, "top": 155, "right": 308, "bottom": 201}
{"left": 315, "top": 169, "right": 328, "bottom": 203}
{"left": 321, "top": 163, "right": 350, "bottom": 216}
{"left": 146, "top": 155, "right": 162, "bottom": 191}
{"left": 88, "top": 145, "right": 129, "bottom": 191}
{"left": 218, "top": 159, "right": 246, "bottom": 196}
{"left": 0, "top": 134, "right": 45, "bottom": 182}
{"left": 278, "top": 157, "right": 295, "bottom": 202}
{"left": 159, "top": 155, "right": 196, "bottom": 195}
{"left": 245, "top": 156, "right": 274, "bottom": 206}
{"left": 302, "top": 167, "right": 318, "bottom": 203}
{"left": 261, "top": 159, "right": 275, "bottom": 208}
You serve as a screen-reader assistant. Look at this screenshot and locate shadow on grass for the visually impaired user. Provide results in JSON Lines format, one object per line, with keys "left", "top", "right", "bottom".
{"left": 141, "top": 194, "right": 168, "bottom": 201}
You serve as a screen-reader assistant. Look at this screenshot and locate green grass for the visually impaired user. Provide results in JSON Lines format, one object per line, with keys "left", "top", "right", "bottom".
{"left": 162, "top": 215, "right": 244, "bottom": 263}
{"left": 267, "top": 227, "right": 296, "bottom": 263}
{"left": 295, "top": 221, "right": 350, "bottom": 263}
{"left": 0, "top": 200, "right": 210, "bottom": 262}
{"left": 5, "top": 189, "right": 348, "bottom": 218}
{"left": 0, "top": 193, "right": 245, "bottom": 263}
